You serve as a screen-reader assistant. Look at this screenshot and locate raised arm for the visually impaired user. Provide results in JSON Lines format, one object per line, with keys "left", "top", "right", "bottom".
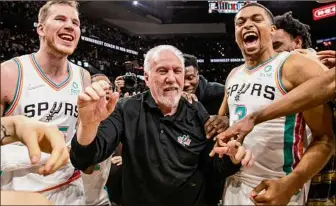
{"left": 70, "top": 80, "right": 122, "bottom": 171}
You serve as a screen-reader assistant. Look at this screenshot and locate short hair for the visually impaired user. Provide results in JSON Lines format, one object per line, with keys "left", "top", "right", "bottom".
{"left": 236, "top": 2, "right": 274, "bottom": 24}
{"left": 38, "top": 0, "right": 79, "bottom": 23}
{"left": 274, "top": 11, "right": 312, "bottom": 49}
{"left": 144, "top": 45, "right": 184, "bottom": 73}
{"left": 183, "top": 54, "right": 198, "bottom": 70}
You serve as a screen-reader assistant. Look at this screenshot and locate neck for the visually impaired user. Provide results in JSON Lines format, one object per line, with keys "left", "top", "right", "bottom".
{"left": 244, "top": 48, "right": 277, "bottom": 68}
{"left": 35, "top": 47, "right": 68, "bottom": 76}
{"left": 158, "top": 104, "right": 178, "bottom": 116}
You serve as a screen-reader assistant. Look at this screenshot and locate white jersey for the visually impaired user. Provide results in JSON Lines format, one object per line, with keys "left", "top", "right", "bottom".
{"left": 1, "top": 53, "right": 84, "bottom": 193}
{"left": 82, "top": 155, "right": 112, "bottom": 205}
{"left": 226, "top": 52, "right": 306, "bottom": 187}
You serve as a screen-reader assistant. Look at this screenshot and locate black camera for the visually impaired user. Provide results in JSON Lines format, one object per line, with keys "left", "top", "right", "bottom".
{"left": 121, "top": 72, "right": 138, "bottom": 93}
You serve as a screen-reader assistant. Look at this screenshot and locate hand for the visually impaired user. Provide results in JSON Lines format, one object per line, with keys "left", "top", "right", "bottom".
{"left": 114, "top": 76, "right": 125, "bottom": 92}
{"left": 78, "top": 80, "right": 120, "bottom": 126}
{"left": 181, "top": 91, "right": 198, "bottom": 103}
{"left": 111, "top": 156, "right": 122, "bottom": 166}
{"left": 210, "top": 139, "right": 254, "bottom": 166}
{"left": 250, "top": 176, "right": 300, "bottom": 205}
{"left": 8, "top": 116, "right": 69, "bottom": 175}
{"left": 214, "top": 114, "right": 256, "bottom": 145}
{"left": 204, "top": 115, "right": 229, "bottom": 139}
{"left": 317, "top": 50, "right": 336, "bottom": 69}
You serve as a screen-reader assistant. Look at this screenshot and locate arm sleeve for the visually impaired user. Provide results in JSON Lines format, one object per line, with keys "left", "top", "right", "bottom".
{"left": 70, "top": 102, "right": 124, "bottom": 171}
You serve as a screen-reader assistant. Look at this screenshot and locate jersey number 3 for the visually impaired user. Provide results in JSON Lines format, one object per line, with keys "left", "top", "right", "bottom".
{"left": 234, "top": 105, "right": 247, "bottom": 123}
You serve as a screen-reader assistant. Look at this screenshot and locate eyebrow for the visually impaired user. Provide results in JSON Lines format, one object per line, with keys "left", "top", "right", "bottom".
{"left": 236, "top": 14, "right": 264, "bottom": 21}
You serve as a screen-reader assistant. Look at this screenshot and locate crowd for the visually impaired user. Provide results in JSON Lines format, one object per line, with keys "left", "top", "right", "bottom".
{"left": 0, "top": 1, "right": 246, "bottom": 85}
{"left": 1, "top": 1, "right": 335, "bottom": 206}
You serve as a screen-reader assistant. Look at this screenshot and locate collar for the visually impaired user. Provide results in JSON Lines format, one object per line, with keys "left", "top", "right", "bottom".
{"left": 143, "top": 91, "right": 188, "bottom": 122}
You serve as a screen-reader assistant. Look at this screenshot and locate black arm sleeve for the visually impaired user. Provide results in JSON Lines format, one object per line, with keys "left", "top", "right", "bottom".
{"left": 70, "top": 102, "right": 124, "bottom": 171}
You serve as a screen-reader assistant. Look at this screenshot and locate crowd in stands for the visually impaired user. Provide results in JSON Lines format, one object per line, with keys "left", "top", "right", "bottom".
{"left": 1, "top": 1, "right": 256, "bottom": 84}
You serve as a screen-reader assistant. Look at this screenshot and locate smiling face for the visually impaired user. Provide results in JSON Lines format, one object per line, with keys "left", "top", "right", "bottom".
{"left": 184, "top": 66, "right": 199, "bottom": 94}
{"left": 37, "top": 3, "right": 80, "bottom": 56}
{"left": 235, "top": 5, "right": 275, "bottom": 57}
{"left": 144, "top": 50, "right": 184, "bottom": 109}
{"left": 272, "top": 29, "right": 302, "bottom": 52}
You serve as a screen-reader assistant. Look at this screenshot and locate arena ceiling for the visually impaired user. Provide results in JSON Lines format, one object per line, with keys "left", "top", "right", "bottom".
{"left": 80, "top": 1, "right": 335, "bottom": 40}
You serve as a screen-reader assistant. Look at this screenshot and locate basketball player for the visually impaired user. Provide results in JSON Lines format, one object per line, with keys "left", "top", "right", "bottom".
{"left": 0, "top": 1, "right": 90, "bottom": 204}
{"left": 216, "top": 3, "right": 334, "bottom": 205}
{"left": 81, "top": 73, "right": 113, "bottom": 206}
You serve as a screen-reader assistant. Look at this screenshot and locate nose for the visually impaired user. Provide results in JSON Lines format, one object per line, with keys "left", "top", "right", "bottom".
{"left": 243, "top": 19, "right": 253, "bottom": 30}
{"left": 165, "top": 70, "right": 176, "bottom": 84}
{"left": 64, "top": 20, "right": 74, "bottom": 31}
{"left": 184, "top": 80, "right": 191, "bottom": 87}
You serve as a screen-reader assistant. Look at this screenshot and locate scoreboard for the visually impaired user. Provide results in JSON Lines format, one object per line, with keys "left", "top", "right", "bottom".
{"left": 208, "top": 1, "right": 257, "bottom": 14}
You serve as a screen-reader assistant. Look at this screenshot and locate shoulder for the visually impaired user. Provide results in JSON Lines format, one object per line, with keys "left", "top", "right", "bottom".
{"left": 185, "top": 99, "right": 210, "bottom": 124}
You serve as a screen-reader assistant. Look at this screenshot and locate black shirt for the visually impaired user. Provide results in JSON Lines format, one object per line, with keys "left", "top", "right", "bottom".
{"left": 195, "top": 75, "right": 225, "bottom": 115}
{"left": 71, "top": 91, "right": 239, "bottom": 206}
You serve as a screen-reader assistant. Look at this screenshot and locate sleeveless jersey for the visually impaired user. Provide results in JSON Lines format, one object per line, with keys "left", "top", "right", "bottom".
{"left": 1, "top": 53, "right": 85, "bottom": 191}
{"left": 226, "top": 52, "right": 306, "bottom": 187}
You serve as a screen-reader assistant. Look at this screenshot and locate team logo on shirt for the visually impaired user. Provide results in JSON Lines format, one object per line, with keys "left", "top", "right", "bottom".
{"left": 70, "top": 82, "right": 80, "bottom": 95}
{"left": 177, "top": 135, "right": 191, "bottom": 146}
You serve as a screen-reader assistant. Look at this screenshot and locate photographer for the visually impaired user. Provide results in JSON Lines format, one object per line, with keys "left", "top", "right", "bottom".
{"left": 114, "top": 73, "right": 147, "bottom": 97}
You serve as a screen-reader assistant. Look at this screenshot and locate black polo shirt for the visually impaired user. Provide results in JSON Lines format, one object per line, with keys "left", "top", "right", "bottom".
{"left": 71, "top": 91, "right": 240, "bottom": 206}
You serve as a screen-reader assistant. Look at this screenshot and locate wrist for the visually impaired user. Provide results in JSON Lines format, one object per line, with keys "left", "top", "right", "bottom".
{"left": 77, "top": 122, "right": 100, "bottom": 146}
{"left": 282, "top": 172, "right": 305, "bottom": 196}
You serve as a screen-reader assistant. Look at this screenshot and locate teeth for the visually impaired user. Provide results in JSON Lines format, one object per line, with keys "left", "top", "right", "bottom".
{"left": 59, "top": 34, "right": 73, "bottom": 41}
{"left": 243, "top": 32, "right": 257, "bottom": 40}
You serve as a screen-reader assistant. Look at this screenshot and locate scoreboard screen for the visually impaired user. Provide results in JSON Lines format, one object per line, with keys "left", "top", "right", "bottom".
{"left": 208, "top": 1, "right": 257, "bottom": 14}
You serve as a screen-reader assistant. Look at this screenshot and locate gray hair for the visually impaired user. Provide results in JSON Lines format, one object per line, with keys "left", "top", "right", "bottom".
{"left": 144, "top": 45, "right": 185, "bottom": 73}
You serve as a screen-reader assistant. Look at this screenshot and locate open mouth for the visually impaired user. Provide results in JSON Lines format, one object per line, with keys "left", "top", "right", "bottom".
{"left": 58, "top": 33, "right": 74, "bottom": 43}
{"left": 243, "top": 31, "right": 259, "bottom": 48}
{"left": 164, "top": 87, "right": 178, "bottom": 92}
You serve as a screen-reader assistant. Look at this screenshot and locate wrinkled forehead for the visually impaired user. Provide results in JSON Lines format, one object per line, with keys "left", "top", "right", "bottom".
{"left": 151, "top": 50, "right": 183, "bottom": 68}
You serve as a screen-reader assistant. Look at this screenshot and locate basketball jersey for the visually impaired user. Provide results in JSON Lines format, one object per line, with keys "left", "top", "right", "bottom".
{"left": 1, "top": 53, "right": 85, "bottom": 191}
{"left": 82, "top": 155, "right": 113, "bottom": 205}
{"left": 226, "top": 51, "right": 306, "bottom": 187}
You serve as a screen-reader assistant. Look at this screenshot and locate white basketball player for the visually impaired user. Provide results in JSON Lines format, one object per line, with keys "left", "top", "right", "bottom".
{"left": 217, "top": 3, "right": 334, "bottom": 205}
{"left": 0, "top": 1, "right": 90, "bottom": 204}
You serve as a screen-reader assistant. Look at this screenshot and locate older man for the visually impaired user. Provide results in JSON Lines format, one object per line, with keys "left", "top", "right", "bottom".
{"left": 70, "top": 45, "right": 253, "bottom": 206}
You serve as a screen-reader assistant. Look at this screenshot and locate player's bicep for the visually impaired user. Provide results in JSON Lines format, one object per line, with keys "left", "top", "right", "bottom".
{"left": 282, "top": 53, "right": 326, "bottom": 92}
{"left": 218, "top": 90, "right": 229, "bottom": 116}
{"left": 0, "top": 60, "right": 19, "bottom": 116}
{"left": 303, "top": 104, "right": 334, "bottom": 140}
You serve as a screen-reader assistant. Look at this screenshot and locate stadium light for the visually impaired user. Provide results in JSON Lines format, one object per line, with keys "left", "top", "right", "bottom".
{"left": 133, "top": 1, "right": 138, "bottom": 6}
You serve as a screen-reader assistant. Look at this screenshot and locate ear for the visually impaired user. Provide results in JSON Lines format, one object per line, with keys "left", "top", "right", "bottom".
{"left": 37, "top": 23, "right": 45, "bottom": 38}
{"left": 294, "top": 36, "right": 303, "bottom": 49}
{"left": 144, "top": 71, "right": 149, "bottom": 86}
{"left": 270, "top": 24, "right": 277, "bottom": 36}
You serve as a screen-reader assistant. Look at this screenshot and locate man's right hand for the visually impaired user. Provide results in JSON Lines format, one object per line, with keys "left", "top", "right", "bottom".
{"left": 78, "top": 80, "right": 120, "bottom": 126}
{"left": 181, "top": 91, "right": 198, "bottom": 104}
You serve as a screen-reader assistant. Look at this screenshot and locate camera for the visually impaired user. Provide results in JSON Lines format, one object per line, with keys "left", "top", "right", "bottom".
{"left": 121, "top": 72, "right": 139, "bottom": 94}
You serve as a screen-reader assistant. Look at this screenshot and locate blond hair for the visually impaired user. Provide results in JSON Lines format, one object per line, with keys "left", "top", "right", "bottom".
{"left": 38, "top": 0, "right": 79, "bottom": 23}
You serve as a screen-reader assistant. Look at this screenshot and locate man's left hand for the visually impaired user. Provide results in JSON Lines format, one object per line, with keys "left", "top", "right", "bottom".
{"left": 204, "top": 115, "right": 229, "bottom": 139}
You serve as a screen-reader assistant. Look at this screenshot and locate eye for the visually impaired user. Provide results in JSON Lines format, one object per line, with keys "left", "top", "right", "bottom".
{"left": 174, "top": 69, "right": 182, "bottom": 74}
{"left": 73, "top": 20, "right": 80, "bottom": 26}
